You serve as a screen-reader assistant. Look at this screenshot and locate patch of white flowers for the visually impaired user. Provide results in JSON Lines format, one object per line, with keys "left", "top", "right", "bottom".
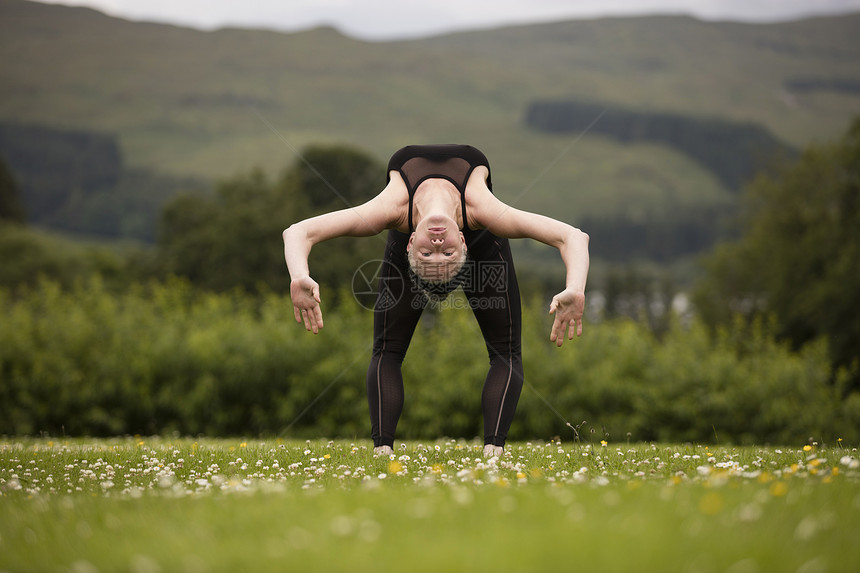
{"left": 0, "top": 439, "right": 856, "bottom": 498}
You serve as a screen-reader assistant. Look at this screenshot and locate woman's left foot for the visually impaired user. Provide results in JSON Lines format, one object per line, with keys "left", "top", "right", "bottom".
{"left": 483, "top": 444, "right": 504, "bottom": 458}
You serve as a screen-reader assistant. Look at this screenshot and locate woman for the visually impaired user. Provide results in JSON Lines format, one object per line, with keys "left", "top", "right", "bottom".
{"left": 283, "top": 144, "right": 589, "bottom": 458}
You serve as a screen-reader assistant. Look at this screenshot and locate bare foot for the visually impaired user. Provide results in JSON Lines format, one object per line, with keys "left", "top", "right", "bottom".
{"left": 374, "top": 445, "right": 394, "bottom": 456}
{"left": 483, "top": 444, "right": 504, "bottom": 458}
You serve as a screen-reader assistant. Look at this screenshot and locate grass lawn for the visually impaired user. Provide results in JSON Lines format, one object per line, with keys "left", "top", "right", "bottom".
{"left": 2, "top": 437, "right": 859, "bottom": 572}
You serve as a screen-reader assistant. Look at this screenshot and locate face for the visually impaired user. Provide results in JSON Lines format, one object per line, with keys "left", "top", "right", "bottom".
{"left": 407, "top": 214, "right": 466, "bottom": 281}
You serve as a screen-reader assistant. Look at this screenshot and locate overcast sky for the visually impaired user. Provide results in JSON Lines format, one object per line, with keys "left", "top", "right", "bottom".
{"left": 40, "top": 0, "right": 860, "bottom": 40}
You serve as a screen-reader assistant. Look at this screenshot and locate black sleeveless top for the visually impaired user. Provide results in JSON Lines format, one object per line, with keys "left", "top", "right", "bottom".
{"left": 387, "top": 144, "right": 492, "bottom": 233}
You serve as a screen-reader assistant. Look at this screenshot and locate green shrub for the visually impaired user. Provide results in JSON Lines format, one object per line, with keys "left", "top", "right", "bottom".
{"left": 1, "top": 277, "right": 856, "bottom": 444}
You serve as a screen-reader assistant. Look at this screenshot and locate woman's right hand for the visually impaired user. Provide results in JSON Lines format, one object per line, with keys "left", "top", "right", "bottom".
{"left": 290, "top": 276, "right": 323, "bottom": 333}
{"left": 548, "top": 288, "right": 585, "bottom": 347}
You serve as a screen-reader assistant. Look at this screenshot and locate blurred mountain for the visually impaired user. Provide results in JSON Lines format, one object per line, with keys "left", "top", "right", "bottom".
{"left": 1, "top": 0, "right": 858, "bottom": 259}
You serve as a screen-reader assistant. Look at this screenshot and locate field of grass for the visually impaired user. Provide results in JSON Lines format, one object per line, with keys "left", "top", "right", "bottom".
{"left": 2, "top": 437, "right": 858, "bottom": 572}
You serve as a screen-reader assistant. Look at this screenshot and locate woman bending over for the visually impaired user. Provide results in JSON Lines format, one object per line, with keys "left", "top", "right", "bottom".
{"left": 283, "top": 144, "right": 589, "bottom": 458}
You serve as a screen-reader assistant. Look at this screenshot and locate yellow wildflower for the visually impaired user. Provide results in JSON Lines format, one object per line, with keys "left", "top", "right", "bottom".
{"left": 770, "top": 481, "right": 788, "bottom": 497}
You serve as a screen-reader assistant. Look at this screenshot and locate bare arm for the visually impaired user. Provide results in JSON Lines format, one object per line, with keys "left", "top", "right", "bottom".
{"left": 283, "top": 183, "right": 401, "bottom": 332}
{"left": 471, "top": 186, "right": 590, "bottom": 346}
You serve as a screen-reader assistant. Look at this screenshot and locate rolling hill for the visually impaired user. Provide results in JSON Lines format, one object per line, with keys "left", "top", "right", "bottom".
{"left": 1, "top": 0, "right": 858, "bottom": 266}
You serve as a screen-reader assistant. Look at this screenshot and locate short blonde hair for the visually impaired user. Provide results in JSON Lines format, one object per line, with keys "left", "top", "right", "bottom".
{"left": 407, "top": 246, "right": 468, "bottom": 285}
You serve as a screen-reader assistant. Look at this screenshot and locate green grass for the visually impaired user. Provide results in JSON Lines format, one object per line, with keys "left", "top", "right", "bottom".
{"left": 2, "top": 438, "right": 859, "bottom": 572}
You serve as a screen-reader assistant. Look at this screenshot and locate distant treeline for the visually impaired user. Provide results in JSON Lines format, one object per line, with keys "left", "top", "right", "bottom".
{"left": 1, "top": 119, "right": 735, "bottom": 265}
{"left": 784, "top": 77, "right": 860, "bottom": 95}
{"left": 0, "top": 112, "right": 787, "bottom": 266}
{"left": 580, "top": 203, "right": 737, "bottom": 262}
{"left": 524, "top": 101, "right": 797, "bottom": 191}
{"left": 0, "top": 122, "right": 207, "bottom": 241}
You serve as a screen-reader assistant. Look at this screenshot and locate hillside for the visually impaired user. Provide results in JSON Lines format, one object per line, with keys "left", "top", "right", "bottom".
{"left": 1, "top": 0, "right": 859, "bottom": 263}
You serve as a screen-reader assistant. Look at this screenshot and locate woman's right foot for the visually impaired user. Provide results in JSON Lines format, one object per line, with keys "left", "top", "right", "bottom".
{"left": 374, "top": 445, "right": 394, "bottom": 456}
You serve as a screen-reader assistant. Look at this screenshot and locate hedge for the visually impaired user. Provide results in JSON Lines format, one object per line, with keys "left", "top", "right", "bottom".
{"left": 1, "top": 277, "right": 856, "bottom": 445}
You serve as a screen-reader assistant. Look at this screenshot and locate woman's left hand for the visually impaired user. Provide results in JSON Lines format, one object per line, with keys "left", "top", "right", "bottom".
{"left": 548, "top": 288, "right": 585, "bottom": 347}
{"left": 290, "top": 275, "right": 324, "bottom": 333}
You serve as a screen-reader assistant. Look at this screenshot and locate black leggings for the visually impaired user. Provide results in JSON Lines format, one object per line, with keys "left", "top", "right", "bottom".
{"left": 366, "top": 229, "right": 523, "bottom": 448}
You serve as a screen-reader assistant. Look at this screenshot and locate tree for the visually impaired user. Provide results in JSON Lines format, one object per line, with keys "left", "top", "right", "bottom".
{"left": 157, "top": 168, "right": 302, "bottom": 293}
{"left": 156, "top": 144, "right": 384, "bottom": 294}
{"left": 276, "top": 144, "right": 383, "bottom": 291}
{"left": 694, "top": 118, "right": 860, "bottom": 388}
{"left": 278, "top": 144, "right": 383, "bottom": 210}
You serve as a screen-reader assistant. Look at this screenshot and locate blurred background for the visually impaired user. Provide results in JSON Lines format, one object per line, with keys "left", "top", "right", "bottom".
{"left": 1, "top": 0, "right": 858, "bottom": 444}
